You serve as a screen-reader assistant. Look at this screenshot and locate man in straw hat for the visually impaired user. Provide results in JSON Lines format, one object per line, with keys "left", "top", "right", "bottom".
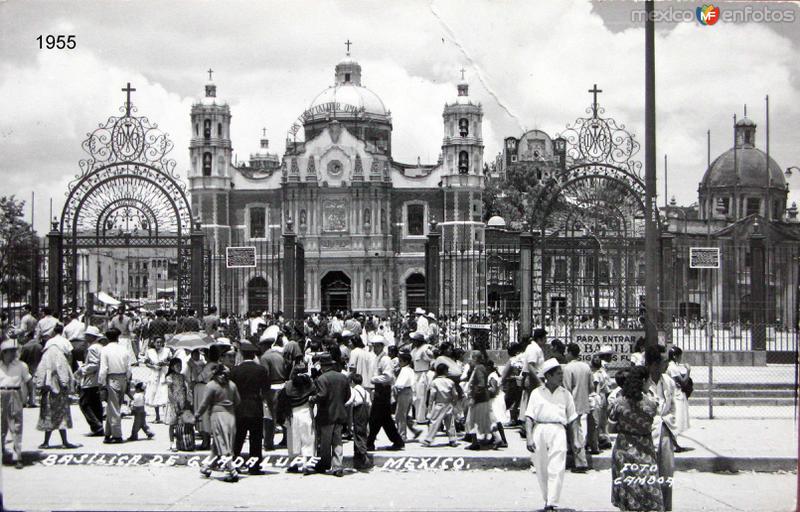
{"left": 0, "top": 335, "right": 31, "bottom": 468}
{"left": 525, "top": 358, "right": 577, "bottom": 512}
{"left": 310, "top": 353, "right": 351, "bottom": 476}
{"left": 413, "top": 308, "right": 428, "bottom": 338}
{"left": 366, "top": 333, "right": 404, "bottom": 451}
{"left": 75, "top": 326, "right": 107, "bottom": 436}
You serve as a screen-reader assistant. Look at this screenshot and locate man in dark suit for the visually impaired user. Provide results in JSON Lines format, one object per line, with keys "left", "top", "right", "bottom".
{"left": 311, "top": 353, "right": 351, "bottom": 476}
{"left": 230, "top": 341, "right": 270, "bottom": 475}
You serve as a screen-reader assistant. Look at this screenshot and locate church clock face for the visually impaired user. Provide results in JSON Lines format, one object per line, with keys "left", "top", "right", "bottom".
{"left": 327, "top": 159, "right": 343, "bottom": 177}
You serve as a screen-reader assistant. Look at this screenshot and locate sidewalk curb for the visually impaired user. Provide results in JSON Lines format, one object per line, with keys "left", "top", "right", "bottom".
{"left": 32, "top": 451, "right": 798, "bottom": 473}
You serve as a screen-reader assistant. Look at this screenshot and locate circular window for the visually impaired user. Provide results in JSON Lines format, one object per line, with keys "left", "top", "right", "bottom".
{"left": 327, "top": 160, "right": 343, "bottom": 177}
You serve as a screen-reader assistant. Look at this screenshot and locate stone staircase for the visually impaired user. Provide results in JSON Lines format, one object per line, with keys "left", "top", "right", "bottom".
{"left": 689, "top": 382, "right": 798, "bottom": 407}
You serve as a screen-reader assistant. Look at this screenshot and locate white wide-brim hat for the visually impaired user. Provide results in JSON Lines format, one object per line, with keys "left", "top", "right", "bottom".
{"left": 539, "top": 358, "right": 561, "bottom": 377}
{"left": 598, "top": 345, "right": 614, "bottom": 355}
{"left": 414, "top": 308, "right": 426, "bottom": 315}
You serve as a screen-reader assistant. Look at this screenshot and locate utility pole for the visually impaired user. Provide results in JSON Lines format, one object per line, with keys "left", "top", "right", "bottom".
{"left": 644, "top": 0, "right": 660, "bottom": 346}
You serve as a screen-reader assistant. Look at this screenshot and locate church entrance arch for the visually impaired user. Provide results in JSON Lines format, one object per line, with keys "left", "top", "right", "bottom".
{"left": 405, "top": 273, "right": 426, "bottom": 313}
{"left": 321, "top": 271, "right": 351, "bottom": 313}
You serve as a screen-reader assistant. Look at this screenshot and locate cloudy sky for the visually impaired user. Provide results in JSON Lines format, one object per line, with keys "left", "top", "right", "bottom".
{"left": 1, "top": 0, "right": 799, "bottom": 233}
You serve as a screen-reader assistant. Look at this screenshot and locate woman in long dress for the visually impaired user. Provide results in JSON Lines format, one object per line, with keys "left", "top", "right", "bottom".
{"left": 465, "top": 351, "right": 498, "bottom": 450}
{"left": 35, "top": 342, "right": 78, "bottom": 449}
{"left": 144, "top": 337, "right": 172, "bottom": 423}
{"left": 195, "top": 364, "right": 240, "bottom": 482}
{"left": 276, "top": 363, "right": 316, "bottom": 472}
{"left": 164, "top": 357, "right": 190, "bottom": 452}
{"left": 608, "top": 366, "right": 664, "bottom": 512}
{"left": 486, "top": 360, "right": 508, "bottom": 448}
{"left": 667, "top": 346, "right": 691, "bottom": 450}
{"left": 195, "top": 345, "right": 222, "bottom": 450}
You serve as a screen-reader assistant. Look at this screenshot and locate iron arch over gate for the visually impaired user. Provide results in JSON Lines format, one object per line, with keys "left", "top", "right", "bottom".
{"left": 49, "top": 84, "right": 203, "bottom": 314}
{"left": 529, "top": 89, "right": 661, "bottom": 336}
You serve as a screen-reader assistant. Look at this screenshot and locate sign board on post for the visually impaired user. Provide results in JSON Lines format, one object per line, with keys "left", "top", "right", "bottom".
{"left": 225, "top": 246, "right": 256, "bottom": 268}
{"left": 571, "top": 329, "right": 644, "bottom": 363}
{"left": 690, "top": 247, "right": 720, "bottom": 269}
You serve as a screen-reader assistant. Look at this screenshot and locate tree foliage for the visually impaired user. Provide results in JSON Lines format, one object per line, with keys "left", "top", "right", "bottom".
{"left": 0, "top": 196, "right": 38, "bottom": 303}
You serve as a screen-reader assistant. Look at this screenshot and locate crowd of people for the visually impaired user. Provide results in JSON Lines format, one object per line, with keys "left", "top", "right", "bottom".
{"left": 0, "top": 303, "right": 692, "bottom": 510}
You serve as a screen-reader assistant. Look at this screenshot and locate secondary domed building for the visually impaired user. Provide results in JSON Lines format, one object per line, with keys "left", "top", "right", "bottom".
{"left": 698, "top": 116, "right": 788, "bottom": 221}
{"left": 189, "top": 48, "right": 486, "bottom": 315}
{"left": 662, "top": 114, "right": 799, "bottom": 357}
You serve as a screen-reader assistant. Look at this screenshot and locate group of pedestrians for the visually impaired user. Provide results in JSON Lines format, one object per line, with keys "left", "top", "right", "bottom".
{"left": 1, "top": 303, "right": 691, "bottom": 511}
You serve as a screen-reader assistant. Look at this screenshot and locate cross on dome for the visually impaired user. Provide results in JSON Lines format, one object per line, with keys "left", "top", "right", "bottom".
{"left": 207, "top": 68, "right": 214, "bottom": 81}
{"left": 460, "top": 68, "right": 466, "bottom": 80}
{"left": 345, "top": 39, "right": 352, "bottom": 56}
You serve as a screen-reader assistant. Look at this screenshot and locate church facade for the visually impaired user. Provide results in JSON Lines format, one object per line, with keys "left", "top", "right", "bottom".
{"left": 189, "top": 53, "right": 485, "bottom": 315}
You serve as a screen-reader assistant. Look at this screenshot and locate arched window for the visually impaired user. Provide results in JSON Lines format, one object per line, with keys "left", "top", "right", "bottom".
{"left": 406, "top": 203, "right": 425, "bottom": 236}
{"left": 203, "top": 119, "right": 211, "bottom": 139}
{"left": 202, "top": 152, "right": 212, "bottom": 176}
{"left": 459, "top": 118, "right": 469, "bottom": 137}
{"left": 458, "top": 151, "right": 469, "bottom": 174}
{"left": 217, "top": 123, "right": 222, "bottom": 138}
{"left": 249, "top": 206, "right": 266, "bottom": 238}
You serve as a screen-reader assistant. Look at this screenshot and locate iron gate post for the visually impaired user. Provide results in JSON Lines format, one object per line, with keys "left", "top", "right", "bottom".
{"left": 282, "top": 219, "right": 298, "bottom": 321}
{"left": 190, "top": 221, "right": 205, "bottom": 314}
{"left": 47, "top": 220, "right": 63, "bottom": 316}
{"left": 750, "top": 225, "right": 767, "bottom": 353}
{"left": 425, "top": 220, "right": 441, "bottom": 315}
{"left": 520, "top": 232, "right": 533, "bottom": 339}
{"left": 661, "top": 232, "right": 675, "bottom": 342}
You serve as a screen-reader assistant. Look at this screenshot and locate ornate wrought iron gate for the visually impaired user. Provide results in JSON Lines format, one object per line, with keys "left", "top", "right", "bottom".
{"left": 48, "top": 85, "right": 203, "bottom": 314}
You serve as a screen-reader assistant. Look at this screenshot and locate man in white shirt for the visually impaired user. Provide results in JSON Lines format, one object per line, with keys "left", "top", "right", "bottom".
{"left": 348, "top": 336, "right": 376, "bottom": 392}
{"left": 518, "top": 328, "right": 547, "bottom": 424}
{"left": 413, "top": 308, "right": 428, "bottom": 337}
{"left": 366, "top": 335, "right": 404, "bottom": 451}
{"left": 409, "top": 331, "right": 434, "bottom": 423}
{"left": 393, "top": 352, "right": 421, "bottom": 441}
{"left": 63, "top": 313, "right": 86, "bottom": 343}
{"left": 98, "top": 328, "right": 132, "bottom": 443}
{"left": 525, "top": 358, "right": 578, "bottom": 512}
{"left": 0, "top": 337, "right": 32, "bottom": 468}
{"left": 562, "top": 343, "right": 594, "bottom": 472}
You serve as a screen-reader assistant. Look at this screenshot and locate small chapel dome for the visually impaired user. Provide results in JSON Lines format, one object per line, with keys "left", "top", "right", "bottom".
{"left": 487, "top": 215, "right": 507, "bottom": 227}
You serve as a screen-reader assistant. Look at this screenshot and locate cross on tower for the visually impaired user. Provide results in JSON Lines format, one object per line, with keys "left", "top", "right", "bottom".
{"left": 345, "top": 39, "right": 352, "bottom": 55}
{"left": 121, "top": 82, "right": 136, "bottom": 116}
{"left": 588, "top": 83, "right": 603, "bottom": 117}
{"left": 207, "top": 68, "right": 214, "bottom": 81}
{"left": 460, "top": 67, "right": 466, "bottom": 80}
{"left": 262, "top": 127, "right": 267, "bottom": 137}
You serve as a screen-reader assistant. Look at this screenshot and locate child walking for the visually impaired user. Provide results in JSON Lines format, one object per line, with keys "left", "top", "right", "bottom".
{"left": 421, "top": 364, "right": 459, "bottom": 447}
{"left": 346, "top": 373, "right": 372, "bottom": 470}
{"left": 128, "top": 382, "right": 155, "bottom": 441}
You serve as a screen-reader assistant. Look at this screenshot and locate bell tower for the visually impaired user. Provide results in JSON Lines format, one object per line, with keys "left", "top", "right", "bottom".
{"left": 188, "top": 69, "right": 232, "bottom": 303}
{"left": 440, "top": 70, "right": 485, "bottom": 314}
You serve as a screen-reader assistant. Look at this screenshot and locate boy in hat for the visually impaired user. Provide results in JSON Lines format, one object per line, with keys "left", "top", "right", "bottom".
{"left": 0, "top": 337, "right": 31, "bottom": 468}
{"left": 525, "top": 358, "right": 577, "bottom": 512}
{"left": 345, "top": 373, "right": 372, "bottom": 470}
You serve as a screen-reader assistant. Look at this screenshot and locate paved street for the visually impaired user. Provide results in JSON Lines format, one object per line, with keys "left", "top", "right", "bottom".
{"left": 2, "top": 463, "right": 795, "bottom": 511}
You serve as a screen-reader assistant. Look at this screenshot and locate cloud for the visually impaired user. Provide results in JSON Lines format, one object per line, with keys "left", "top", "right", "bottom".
{"left": 1, "top": 0, "right": 798, "bottom": 234}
